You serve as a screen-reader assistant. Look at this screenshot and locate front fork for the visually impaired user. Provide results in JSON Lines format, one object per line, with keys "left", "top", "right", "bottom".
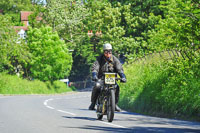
{"left": 102, "top": 85, "right": 115, "bottom": 114}
{"left": 102, "top": 97, "right": 107, "bottom": 114}
{"left": 97, "top": 85, "right": 115, "bottom": 115}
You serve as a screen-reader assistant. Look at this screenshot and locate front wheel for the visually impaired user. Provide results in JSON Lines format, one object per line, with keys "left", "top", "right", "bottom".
{"left": 107, "top": 89, "right": 115, "bottom": 122}
{"left": 97, "top": 113, "right": 103, "bottom": 120}
{"left": 96, "top": 96, "right": 103, "bottom": 120}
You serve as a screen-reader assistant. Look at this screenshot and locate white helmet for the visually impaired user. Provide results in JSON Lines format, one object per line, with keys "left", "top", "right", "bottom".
{"left": 103, "top": 43, "right": 112, "bottom": 50}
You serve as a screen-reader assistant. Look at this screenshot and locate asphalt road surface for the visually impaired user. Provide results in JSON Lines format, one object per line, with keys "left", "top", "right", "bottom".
{"left": 0, "top": 90, "right": 200, "bottom": 133}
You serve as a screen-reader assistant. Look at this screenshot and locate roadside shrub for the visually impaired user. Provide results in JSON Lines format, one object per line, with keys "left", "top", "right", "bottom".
{"left": 26, "top": 26, "right": 73, "bottom": 81}
{"left": 119, "top": 51, "right": 200, "bottom": 121}
{"left": 0, "top": 73, "right": 73, "bottom": 94}
{"left": 52, "top": 80, "right": 72, "bottom": 93}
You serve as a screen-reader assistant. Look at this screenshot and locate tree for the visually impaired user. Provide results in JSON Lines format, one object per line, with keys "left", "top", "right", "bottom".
{"left": 26, "top": 26, "right": 73, "bottom": 81}
{"left": 28, "top": 5, "right": 45, "bottom": 28}
{"left": 0, "top": 0, "right": 35, "bottom": 13}
{"left": 86, "top": 2, "right": 125, "bottom": 52}
{"left": 86, "top": 1, "right": 163, "bottom": 57}
{"left": 69, "top": 36, "right": 98, "bottom": 81}
{"left": 0, "top": 0, "right": 40, "bottom": 25}
{"left": 42, "top": 0, "right": 94, "bottom": 81}
{"left": 147, "top": 0, "right": 200, "bottom": 50}
{"left": 43, "top": 0, "right": 90, "bottom": 49}
{"left": 0, "top": 15, "right": 30, "bottom": 75}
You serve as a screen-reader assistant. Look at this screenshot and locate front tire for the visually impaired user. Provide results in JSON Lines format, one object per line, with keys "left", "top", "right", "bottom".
{"left": 97, "top": 113, "right": 103, "bottom": 120}
{"left": 107, "top": 89, "right": 115, "bottom": 122}
{"left": 96, "top": 96, "right": 103, "bottom": 120}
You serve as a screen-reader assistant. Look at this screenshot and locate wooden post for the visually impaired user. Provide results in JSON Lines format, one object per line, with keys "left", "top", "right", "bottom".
{"left": 180, "top": 50, "right": 185, "bottom": 60}
{"left": 167, "top": 50, "right": 172, "bottom": 58}
{"left": 175, "top": 48, "right": 180, "bottom": 57}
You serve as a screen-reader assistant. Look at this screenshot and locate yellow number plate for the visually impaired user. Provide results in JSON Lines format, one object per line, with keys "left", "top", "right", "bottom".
{"left": 105, "top": 73, "right": 115, "bottom": 85}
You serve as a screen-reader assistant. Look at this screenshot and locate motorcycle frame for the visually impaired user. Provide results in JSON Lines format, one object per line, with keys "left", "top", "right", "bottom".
{"left": 97, "top": 83, "right": 116, "bottom": 115}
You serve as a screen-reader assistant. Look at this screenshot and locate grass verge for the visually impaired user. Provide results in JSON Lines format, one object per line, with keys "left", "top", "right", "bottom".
{"left": 0, "top": 73, "right": 74, "bottom": 94}
{"left": 118, "top": 50, "right": 200, "bottom": 121}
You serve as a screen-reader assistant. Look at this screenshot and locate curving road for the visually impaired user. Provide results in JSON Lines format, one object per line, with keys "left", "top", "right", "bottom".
{"left": 0, "top": 90, "right": 200, "bottom": 133}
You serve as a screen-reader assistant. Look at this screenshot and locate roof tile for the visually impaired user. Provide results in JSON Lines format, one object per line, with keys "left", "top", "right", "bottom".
{"left": 21, "top": 11, "right": 32, "bottom": 21}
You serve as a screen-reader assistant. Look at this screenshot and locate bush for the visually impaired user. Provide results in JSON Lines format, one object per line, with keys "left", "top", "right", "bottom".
{"left": 26, "top": 26, "right": 73, "bottom": 81}
{"left": 0, "top": 73, "right": 73, "bottom": 94}
{"left": 52, "top": 80, "right": 72, "bottom": 93}
{"left": 119, "top": 51, "right": 200, "bottom": 121}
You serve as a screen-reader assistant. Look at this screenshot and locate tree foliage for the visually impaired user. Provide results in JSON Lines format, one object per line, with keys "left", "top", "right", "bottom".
{"left": 42, "top": 0, "right": 96, "bottom": 81}
{"left": 147, "top": 0, "right": 200, "bottom": 50}
{"left": 0, "top": 0, "right": 34, "bottom": 13}
{"left": 0, "top": 15, "right": 30, "bottom": 74}
{"left": 26, "top": 26, "right": 73, "bottom": 81}
{"left": 0, "top": 0, "right": 37, "bottom": 25}
{"left": 43, "top": 0, "right": 90, "bottom": 48}
{"left": 69, "top": 35, "right": 98, "bottom": 81}
{"left": 85, "top": 1, "right": 165, "bottom": 56}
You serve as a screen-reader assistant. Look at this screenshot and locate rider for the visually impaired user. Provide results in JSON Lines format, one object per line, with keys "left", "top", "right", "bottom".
{"left": 89, "top": 43, "right": 126, "bottom": 112}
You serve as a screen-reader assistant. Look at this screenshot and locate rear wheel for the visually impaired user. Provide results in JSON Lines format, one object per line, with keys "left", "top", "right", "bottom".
{"left": 107, "top": 89, "right": 115, "bottom": 122}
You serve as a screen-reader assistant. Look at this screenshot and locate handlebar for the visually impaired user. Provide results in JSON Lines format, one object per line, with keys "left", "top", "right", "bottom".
{"left": 115, "top": 77, "right": 121, "bottom": 81}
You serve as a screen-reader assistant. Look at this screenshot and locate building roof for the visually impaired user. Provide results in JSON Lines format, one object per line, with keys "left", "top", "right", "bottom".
{"left": 36, "top": 13, "right": 43, "bottom": 21}
{"left": 14, "top": 11, "right": 42, "bottom": 33}
{"left": 21, "top": 11, "right": 33, "bottom": 21}
{"left": 14, "top": 26, "right": 28, "bottom": 32}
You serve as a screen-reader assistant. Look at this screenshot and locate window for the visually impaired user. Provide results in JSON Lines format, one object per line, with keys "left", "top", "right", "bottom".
{"left": 18, "top": 29, "right": 26, "bottom": 39}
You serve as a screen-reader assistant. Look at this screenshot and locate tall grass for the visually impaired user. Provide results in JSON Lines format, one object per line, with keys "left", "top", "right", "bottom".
{"left": 119, "top": 51, "right": 200, "bottom": 121}
{"left": 0, "top": 73, "right": 73, "bottom": 94}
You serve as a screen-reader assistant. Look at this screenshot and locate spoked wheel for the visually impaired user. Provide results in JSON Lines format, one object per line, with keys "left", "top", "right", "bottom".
{"left": 96, "top": 97, "right": 103, "bottom": 120}
{"left": 107, "top": 89, "right": 115, "bottom": 122}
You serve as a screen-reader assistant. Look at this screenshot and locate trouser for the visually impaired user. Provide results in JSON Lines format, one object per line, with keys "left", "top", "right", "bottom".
{"left": 91, "top": 82, "right": 120, "bottom": 104}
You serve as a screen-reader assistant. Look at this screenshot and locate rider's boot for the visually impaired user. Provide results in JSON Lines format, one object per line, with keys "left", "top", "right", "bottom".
{"left": 89, "top": 102, "right": 96, "bottom": 110}
{"left": 115, "top": 85, "right": 121, "bottom": 112}
{"left": 115, "top": 105, "right": 122, "bottom": 112}
{"left": 89, "top": 86, "right": 99, "bottom": 110}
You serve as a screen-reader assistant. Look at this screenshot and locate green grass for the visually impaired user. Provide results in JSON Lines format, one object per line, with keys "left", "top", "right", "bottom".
{"left": 0, "top": 73, "right": 74, "bottom": 94}
{"left": 118, "top": 50, "right": 200, "bottom": 121}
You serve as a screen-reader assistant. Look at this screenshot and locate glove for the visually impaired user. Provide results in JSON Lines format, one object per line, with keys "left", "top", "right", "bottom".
{"left": 119, "top": 73, "right": 126, "bottom": 83}
{"left": 121, "top": 78, "right": 126, "bottom": 83}
{"left": 92, "top": 72, "right": 98, "bottom": 81}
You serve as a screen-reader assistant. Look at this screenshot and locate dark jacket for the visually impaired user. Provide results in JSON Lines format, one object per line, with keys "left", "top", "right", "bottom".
{"left": 91, "top": 54, "right": 124, "bottom": 78}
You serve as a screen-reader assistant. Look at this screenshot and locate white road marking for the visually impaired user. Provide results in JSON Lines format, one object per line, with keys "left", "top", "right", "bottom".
{"left": 46, "top": 106, "right": 54, "bottom": 110}
{"left": 44, "top": 96, "right": 127, "bottom": 129}
{"left": 99, "top": 121, "right": 127, "bottom": 128}
{"left": 44, "top": 98, "right": 76, "bottom": 116}
{"left": 57, "top": 109, "right": 76, "bottom": 116}
{"left": 44, "top": 101, "right": 47, "bottom": 105}
{"left": 44, "top": 98, "right": 53, "bottom": 105}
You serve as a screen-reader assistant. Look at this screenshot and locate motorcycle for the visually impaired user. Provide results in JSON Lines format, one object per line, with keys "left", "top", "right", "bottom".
{"left": 96, "top": 72, "right": 120, "bottom": 122}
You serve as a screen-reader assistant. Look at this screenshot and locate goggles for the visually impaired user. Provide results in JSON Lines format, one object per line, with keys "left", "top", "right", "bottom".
{"left": 104, "top": 50, "right": 112, "bottom": 54}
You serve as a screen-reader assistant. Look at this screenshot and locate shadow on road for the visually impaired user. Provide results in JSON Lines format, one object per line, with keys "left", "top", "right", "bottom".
{"left": 62, "top": 116, "right": 96, "bottom": 121}
{"left": 62, "top": 114, "right": 200, "bottom": 132}
{"left": 62, "top": 125, "right": 200, "bottom": 133}
{"left": 116, "top": 111, "right": 200, "bottom": 128}
{"left": 62, "top": 111, "right": 200, "bottom": 132}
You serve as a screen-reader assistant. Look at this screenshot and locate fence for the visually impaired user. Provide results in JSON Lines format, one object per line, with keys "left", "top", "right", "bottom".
{"left": 70, "top": 80, "right": 93, "bottom": 89}
{"left": 129, "top": 48, "right": 200, "bottom": 64}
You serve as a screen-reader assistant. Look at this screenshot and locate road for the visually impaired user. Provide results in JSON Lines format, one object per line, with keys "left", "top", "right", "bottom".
{"left": 0, "top": 90, "right": 200, "bottom": 133}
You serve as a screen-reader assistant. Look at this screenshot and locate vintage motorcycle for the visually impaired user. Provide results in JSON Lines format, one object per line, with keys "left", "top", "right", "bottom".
{"left": 96, "top": 72, "right": 120, "bottom": 122}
